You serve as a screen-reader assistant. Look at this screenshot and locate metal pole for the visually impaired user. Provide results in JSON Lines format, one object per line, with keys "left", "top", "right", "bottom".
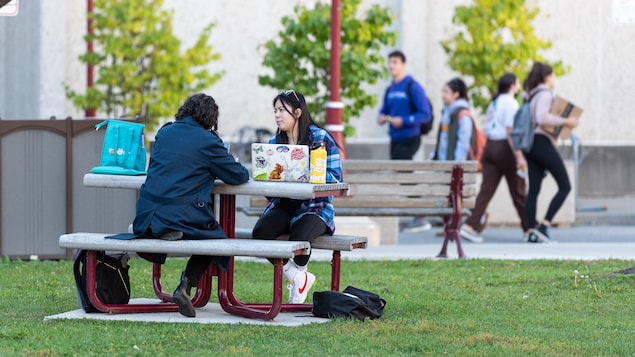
{"left": 326, "top": 0, "right": 346, "bottom": 158}
{"left": 85, "top": 0, "right": 96, "bottom": 118}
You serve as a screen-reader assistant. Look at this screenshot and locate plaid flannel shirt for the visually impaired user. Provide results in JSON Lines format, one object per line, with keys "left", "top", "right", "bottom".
{"left": 262, "top": 125, "right": 343, "bottom": 234}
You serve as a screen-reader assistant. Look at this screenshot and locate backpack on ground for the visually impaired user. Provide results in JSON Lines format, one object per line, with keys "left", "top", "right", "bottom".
{"left": 383, "top": 79, "right": 434, "bottom": 135}
{"left": 312, "top": 285, "right": 386, "bottom": 321}
{"left": 510, "top": 90, "right": 544, "bottom": 152}
{"left": 73, "top": 249, "right": 131, "bottom": 313}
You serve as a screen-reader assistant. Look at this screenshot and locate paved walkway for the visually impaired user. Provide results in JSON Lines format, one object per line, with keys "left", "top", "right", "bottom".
{"left": 307, "top": 225, "right": 635, "bottom": 261}
{"left": 307, "top": 195, "right": 635, "bottom": 261}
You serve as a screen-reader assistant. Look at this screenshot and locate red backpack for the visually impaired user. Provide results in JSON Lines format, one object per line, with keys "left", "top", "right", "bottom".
{"left": 459, "top": 109, "right": 487, "bottom": 172}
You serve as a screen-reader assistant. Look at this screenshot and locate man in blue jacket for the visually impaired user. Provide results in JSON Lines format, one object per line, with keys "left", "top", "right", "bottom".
{"left": 378, "top": 50, "right": 433, "bottom": 232}
{"left": 133, "top": 93, "right": 249, "bottom": 317}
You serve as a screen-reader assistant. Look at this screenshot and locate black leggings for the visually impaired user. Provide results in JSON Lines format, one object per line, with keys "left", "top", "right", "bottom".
{"left": 524, "top": 134, "right": 571, "bottom": 228}
{"left": 251, "top": 199, "right": 328, "bottom": 266}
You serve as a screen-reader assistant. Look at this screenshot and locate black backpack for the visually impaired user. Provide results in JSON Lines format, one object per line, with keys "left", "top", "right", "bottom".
{"left": 312, "top": 286, "right": 386, "bottom": 321}
{"left": 73, "top": 250, "right": 131, "bottom": 312}
{"left": 383, "top": 79, "right": 434, "bottom": 135}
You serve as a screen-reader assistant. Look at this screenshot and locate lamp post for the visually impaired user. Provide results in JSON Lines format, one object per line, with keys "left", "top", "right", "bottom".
{"left": 326, "top": 0, "right": 345, "bottom": 158}
{"left": 85, "top": 0, "right": 96, "bottom": 118}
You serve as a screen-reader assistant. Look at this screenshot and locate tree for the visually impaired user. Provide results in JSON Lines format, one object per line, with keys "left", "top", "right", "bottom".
{"left": 441, "top": 0, "right": 569, "bottom": 113}
{"left": 259, "top": 0, "right": 396, "bottom": 137}
{"left": 66, "top": 0, "right": 222, "bottom": 131}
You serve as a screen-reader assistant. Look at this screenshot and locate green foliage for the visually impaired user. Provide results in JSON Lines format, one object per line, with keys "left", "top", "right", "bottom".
{"left": 259, "top": 0, "right": 396, "bottom": 137}
{"left": 66, "top": 0, "right": 222, "bottom": 131}
{"left": 441, "top": 0, "right": 569, "bottom": 113}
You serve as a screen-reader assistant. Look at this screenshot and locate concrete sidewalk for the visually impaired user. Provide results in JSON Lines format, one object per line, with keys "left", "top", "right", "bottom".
{"left": 307, "top": 225, "right": 635, "bottom": 261}
{"left": 308, "top": 195, "right": 635, "bottom": 261}
{"left": 315, "top": 195, "right": 635, "bottom": 261}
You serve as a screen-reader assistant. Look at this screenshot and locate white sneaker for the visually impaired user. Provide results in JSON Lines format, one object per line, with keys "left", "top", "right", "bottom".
{"left": 287, "top": 271, "right": 316, "bottom": 304}
{"left": 459, "top": 225, "right": 484, "bottom": 243}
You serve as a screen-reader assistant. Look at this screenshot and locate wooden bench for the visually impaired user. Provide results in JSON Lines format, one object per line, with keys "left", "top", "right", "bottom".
{"left": 240, "top": 160, "right": 478, "bottom": 258}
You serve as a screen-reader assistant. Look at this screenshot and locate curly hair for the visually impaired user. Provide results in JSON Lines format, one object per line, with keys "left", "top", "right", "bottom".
{"left": 174, "top": 93, "right": 219, "bottom": 131}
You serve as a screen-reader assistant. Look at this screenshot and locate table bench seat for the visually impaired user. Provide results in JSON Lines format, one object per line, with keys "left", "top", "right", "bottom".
{"left": 60, "top": 232, "right": 368, "bottom": 319}
{"left": 59, "top": 233, "right": 310, "bottom": 259}
{"left": 60, "top": 232, "right": 312, "bottom": 320}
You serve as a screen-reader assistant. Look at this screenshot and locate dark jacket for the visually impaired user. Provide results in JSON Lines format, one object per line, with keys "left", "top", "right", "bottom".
{"left": 133, "top": 116, "right": 249, "bottom": 239}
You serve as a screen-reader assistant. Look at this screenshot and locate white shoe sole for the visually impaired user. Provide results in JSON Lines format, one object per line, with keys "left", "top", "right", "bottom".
{"left": 459, "top": 228, "right": 484, "bottom": 243}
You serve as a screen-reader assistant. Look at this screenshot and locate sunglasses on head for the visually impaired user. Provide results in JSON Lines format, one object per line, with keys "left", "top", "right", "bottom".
{"left": 279, "top": 89, "right": 300, "bottom": 102}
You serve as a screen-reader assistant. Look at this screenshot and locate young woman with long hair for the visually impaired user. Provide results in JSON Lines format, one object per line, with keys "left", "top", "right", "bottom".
{"left": 523, "top": 62, "right": 579, "bottom": 243}
{"left": 251, "top": 90, "right": 342, "bottom": 304}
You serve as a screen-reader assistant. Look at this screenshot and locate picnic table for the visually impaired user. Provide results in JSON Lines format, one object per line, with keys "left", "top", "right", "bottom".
{"left": 71, "top": 174, "right": 351, "bottom": 320}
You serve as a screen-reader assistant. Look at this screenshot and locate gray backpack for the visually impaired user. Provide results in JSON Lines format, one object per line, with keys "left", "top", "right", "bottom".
{"left": 511, "top": 90, "right": 544, "bottom": 152}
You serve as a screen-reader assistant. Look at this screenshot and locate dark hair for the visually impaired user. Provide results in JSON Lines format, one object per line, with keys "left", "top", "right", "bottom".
{"left": 272, "top": 90, "right": 320, "bottom": 145}
{"left": 492, "top": 73, "right": 518, "bottom": 101}
{"left": 272, "top": 90, "right": 340, "bottom": 148}
{"left": 446, "top": 77, "right": 469, "bottom": 102}
{"left": 174, "top": 93, "right": 219, "bottom": 131}
{"left": 388, "top": 50, "right": 406, "bottom": 63}
{"left": 523, "top": 62, "right": 553, "bottom": 92}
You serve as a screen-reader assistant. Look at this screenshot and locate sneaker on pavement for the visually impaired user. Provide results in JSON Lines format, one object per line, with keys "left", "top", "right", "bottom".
{"left": 401, "top": 217, "right": 432, "bottom": 233}
{"left": 287, "top": 271, "right": 316, "bottom": 304}
{"left": 459, "top": 225, "right": 484, "bottom": 243}
{"left": 527, "top": 226, "right": 555, "bottom": 243}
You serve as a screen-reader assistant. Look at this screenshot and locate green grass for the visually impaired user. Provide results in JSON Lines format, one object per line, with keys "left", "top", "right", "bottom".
{"left": 1, "top": 256, "right": 634, "bottom": 356}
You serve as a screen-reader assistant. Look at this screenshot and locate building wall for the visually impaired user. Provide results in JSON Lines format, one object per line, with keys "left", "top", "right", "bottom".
{"left": 1, "top": 0, "right": 634, "bottom": 192}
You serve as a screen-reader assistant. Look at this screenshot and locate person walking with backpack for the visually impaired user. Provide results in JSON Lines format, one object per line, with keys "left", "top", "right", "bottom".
{"left": 378, "top": 50, "right": 433, "bottom": 232}
{"left": 459, "top": 73, "right": 530, "bottom": 243}
{"left": 433, "top": 77, "right": 474, "bottom": 161}
{"left": 522, "top": 62, "right": 579, "bottom": 243}
{"left": 432, "top": 77, "right": 479, "bottom": 240}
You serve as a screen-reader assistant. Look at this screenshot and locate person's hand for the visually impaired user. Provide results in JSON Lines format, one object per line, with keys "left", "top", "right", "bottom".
{"left": 564, "top": 116, "right": 580, "bottom": 128}
{"left": 516, "top": 156, "right": 527, "bottom": 170}
{"left": 378, "top": 115, "right": 390, "bottom": 125}
{"left": 390, "top": 116, "right": 403, "bottom": 128}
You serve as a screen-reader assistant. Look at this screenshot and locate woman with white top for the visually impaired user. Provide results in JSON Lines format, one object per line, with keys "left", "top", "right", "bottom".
{"left": 459, "top": 73, "right": 529, "bottom": 243}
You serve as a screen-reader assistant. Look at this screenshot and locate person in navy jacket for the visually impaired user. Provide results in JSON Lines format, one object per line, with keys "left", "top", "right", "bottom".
{"left": 133, "top": 93, "right": 249, "bottom": 317}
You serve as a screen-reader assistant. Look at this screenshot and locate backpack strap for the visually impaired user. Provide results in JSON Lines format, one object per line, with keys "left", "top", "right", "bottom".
{"left": 405, "top": 79, "right": 415, "bottom": 113}
{"left": 384, "top": 78, "right": 416, "bottom": 113}
{"left": 73, "top": 249, "right": 93, "bottom": 312}
{"left": 443, "top": 107, "right": 468, "bottom": 160}
{"left": 526, "top": 88, "right": 548, "bottom": 127}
